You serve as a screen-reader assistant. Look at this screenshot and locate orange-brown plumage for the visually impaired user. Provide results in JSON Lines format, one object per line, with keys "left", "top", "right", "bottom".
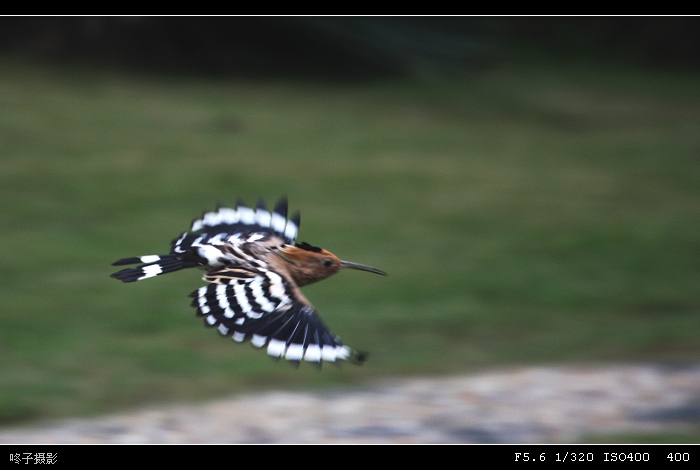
{"left": 275, "top": 245, "right": 343, "bottom": 287}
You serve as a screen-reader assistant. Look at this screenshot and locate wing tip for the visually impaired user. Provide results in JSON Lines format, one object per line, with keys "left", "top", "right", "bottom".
{"left": 350, "top": 350, "right": 369, "bottom": 365}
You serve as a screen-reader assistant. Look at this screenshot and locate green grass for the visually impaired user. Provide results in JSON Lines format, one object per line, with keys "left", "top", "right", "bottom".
{"left": 0, "top": 55, "right": 699, "bottom": 429}
{"left": 579, "top": 426, "right": 700, "bottom": 444}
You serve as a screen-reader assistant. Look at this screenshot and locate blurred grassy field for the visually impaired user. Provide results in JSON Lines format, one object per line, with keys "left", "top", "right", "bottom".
{"left": 0, "top": 55, "right": 699, "bottom": 425}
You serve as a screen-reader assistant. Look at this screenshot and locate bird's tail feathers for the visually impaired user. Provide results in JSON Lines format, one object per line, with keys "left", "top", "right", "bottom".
{"left": 110, "top": 254, "right": 197, "bottom": 283}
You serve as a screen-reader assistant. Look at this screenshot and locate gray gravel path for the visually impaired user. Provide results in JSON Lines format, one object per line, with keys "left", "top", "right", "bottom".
{"left": 1, "top": 363, "right": 698, "bottom": 444}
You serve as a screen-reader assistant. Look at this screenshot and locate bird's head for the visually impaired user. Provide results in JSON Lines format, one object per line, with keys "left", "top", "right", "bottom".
{"left": 279, "top": 242, "right": 386, "bottom": 287}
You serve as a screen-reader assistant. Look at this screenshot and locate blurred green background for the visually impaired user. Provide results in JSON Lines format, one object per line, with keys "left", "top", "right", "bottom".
{"left": 0, "top": 17, "right": 698, "bottom": 434}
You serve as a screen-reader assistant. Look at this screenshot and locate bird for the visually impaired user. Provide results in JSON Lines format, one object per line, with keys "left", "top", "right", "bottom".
{"left": 110, "top": 197, "right": 386, "bottom": 367}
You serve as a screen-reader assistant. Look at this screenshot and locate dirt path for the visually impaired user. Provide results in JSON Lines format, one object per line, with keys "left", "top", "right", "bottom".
{"left": 2, "top": 363, "right": 698, "bottom": 443}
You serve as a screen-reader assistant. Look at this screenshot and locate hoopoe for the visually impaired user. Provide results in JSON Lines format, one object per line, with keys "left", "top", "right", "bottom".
{"left": 111, "top": 197, "right": 386, "bottom": 367}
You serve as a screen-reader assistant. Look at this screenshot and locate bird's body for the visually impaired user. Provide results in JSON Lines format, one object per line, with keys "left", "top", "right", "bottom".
{"left": 111, "top": 198, "right": 385, "bottom": 366}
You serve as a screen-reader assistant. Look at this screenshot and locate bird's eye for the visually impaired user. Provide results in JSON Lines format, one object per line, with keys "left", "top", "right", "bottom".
{"left": 323, "top": 259, "right": 333, "bottom": 267}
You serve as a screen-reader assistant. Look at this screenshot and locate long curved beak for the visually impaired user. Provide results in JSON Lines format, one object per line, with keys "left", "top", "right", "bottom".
{"left": 341, "top": 260, "right": 387, "bottom": 276}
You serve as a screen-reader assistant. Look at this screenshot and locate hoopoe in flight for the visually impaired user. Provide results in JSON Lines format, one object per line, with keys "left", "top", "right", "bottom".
{"left": 111, "top": 198, "right": 385, "bottom": 367}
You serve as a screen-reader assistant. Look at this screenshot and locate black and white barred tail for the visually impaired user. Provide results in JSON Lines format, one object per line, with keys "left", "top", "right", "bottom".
{"left": 111, "top": 254, "right": 199, "bottom": 282}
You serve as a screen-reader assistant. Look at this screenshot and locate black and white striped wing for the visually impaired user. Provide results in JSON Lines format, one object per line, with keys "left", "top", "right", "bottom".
{"left": 111, "top": 198, "right": 299, "bottom": 283}
{"left": 177, "top": 197, "right": 300, "bottom": 254}
{"left": 190, "top": 267, "right": 365, "bottom": 366}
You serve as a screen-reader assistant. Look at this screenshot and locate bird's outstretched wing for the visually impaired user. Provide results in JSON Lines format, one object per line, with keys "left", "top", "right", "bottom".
{"left": 191, "top": 266, "right": 367, "bottom": 366}
{"left": 111, "top": 198, "right": 299, "bottom": 283}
